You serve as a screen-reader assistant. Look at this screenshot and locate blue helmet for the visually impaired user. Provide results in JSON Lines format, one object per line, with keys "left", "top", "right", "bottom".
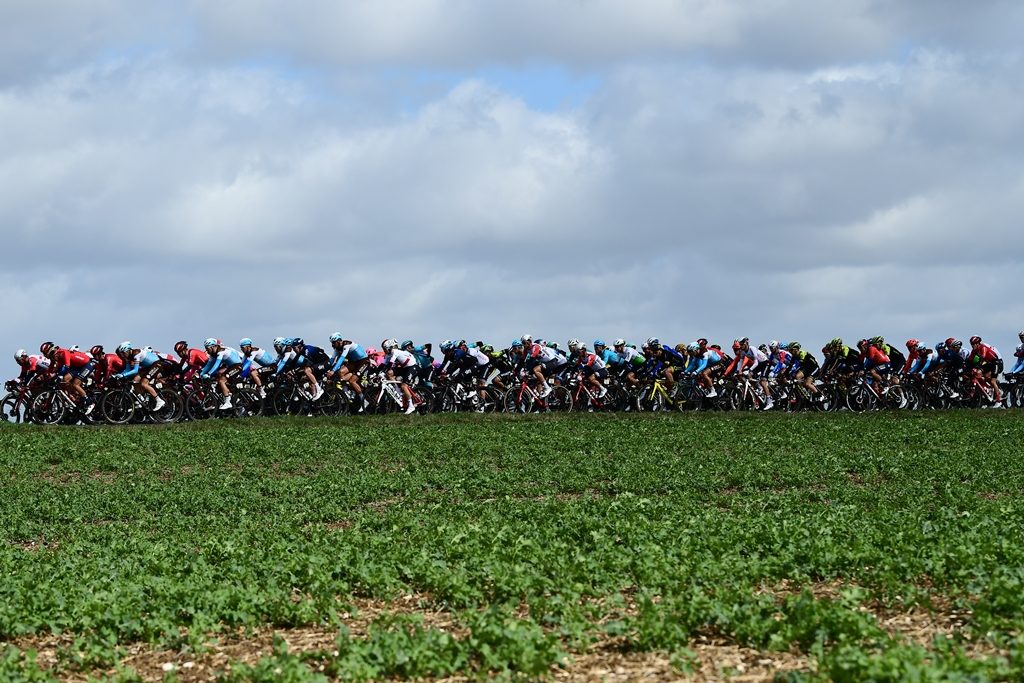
{"left": 329, "top": 332, "right": 344, "bottom": 343}
{"left": 511, "top": 339, "right": 523, "bottom": 348}
{"left": 203, "top": 338, "right": 219, "bottom": 349}
{"left": 273, "top": 337, "right": 286, "bottom": 347}
{"left": 117, "top": 341, "right": 133, "bottom": 353}
{"left": 593, "top": 339, "right": 606, "bottom": 348}
{"left": 440, "top": 339, "right": 454, "bottom": 351}
{"left": 687, "top": 342, "right": 700, "bottom": 353}
{"left": 239, "top": 338, "right": 253, "bottom": 347}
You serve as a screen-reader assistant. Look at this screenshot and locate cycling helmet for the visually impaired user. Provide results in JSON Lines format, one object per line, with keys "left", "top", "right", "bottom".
{"left": 292, "top": 337, "right": 305, "bottom": 348}
{"left": 758, "top": 344, "right": 768, "bottom": 354}
{"left": 687, "top": 342, "right": 700, "bottom": 353}
{"left": 520, "top": 334, "right": 532, "bottom": 344}
{"left": 951, "top": 339, "right": 962, "bottom": 349}
{"left": 382, "top": 338, "right": 398, "bottom": 352}
{"left": 646, "top": 337, "right": 660, "bottom": 348}
{"left": 870, "top": 336, "right": 884, "bottom": 346}
{"left": 969, "top": 335, "right": 982, "bottom": 346}
{"left": 613, "top": 338, "right": 626, "bottom": 347}
{"left": 768, "top": 340, "right": 779, "bottom": 351}
{"left": 731, "top": 340, "right": 741, "bottom": 352}
{"left": 545, "top": 341, "right": 558, "bottom": 349}
{"left": 568, "top": 338, "right": 581, "bottom": 349}
{"left": 593, "top": 339, "right": 605, "bottom": 348}
{"left": 117, "top": 341, "right": 133, "bottom": 353}
{"left": 440, "top": 340, "right": 454, "bottom": 351}
{"left": 239, "top": 338, "right": 253, "bottom": 348}
{"left": 675, "top": 343, "right": 688, "bottom": 354}
{"left": 1019, "top": 330, "right": 1024, "bottom": 337}
{"left": 89, "top": 345, "right": 104, "bottom": 356}
{"left": 828, "top": 337, "right": 843, "bottom": 350}
{"left": 697, "top": 338, "right": 708, "bottom": 347}
{"left": 39, "top": 341, "right": 55, "bottom": 355}
{"left": 329, "top": 332, "right": 344, "bottom": 343}
{"left": 273, "top": 337, "right": 286, "bottom": 347}
{"left": 203, "top": 338, "right": 219, "bottom": 349}
{"left": 789, "top": 342, "right": 802, "bottom": 351}
{"left": 174, "top": 340, "right": 189, "bottom": 354}
{"left": 511, "top": 340, "right": 523, "bottom": 348}
{"left": 905, "top": 339, "right": 919, "bottom": 350}
{"left": 740, "top": 336, "right": 750, "bottom": 345}
{"left": 915, "top": 342, "right": 927, "bottom": 352}
{"left": 936, "top": 341, "right": 946, "bottom": 351}
{"left": 945, "top": 337, "right": 956, "bottom": 348}
{"left": 14, "top": 349, "right": 27, "bottom": 361}
{"left": 401, "top": 340, "right": 414, "bottom": 349}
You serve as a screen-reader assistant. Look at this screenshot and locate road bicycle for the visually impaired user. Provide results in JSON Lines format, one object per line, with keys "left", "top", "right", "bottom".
{"left": 502, "top": 376, "right": 572, "bottom": 413}
{"left": 100, "top": 378, "right": 182, "bottom": 425}
{"left": 1, "top": 380, "right": 36, "bottom": 424}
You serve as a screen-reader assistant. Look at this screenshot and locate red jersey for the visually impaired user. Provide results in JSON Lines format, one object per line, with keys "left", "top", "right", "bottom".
{"left": 863, "top": 345, "right": 890, "bottom": 365}
{"left": 53, "top": 348, "right": 92, "bottom": 369}
{"left": 95, "top": 354, "right": 125, "bottom": 384}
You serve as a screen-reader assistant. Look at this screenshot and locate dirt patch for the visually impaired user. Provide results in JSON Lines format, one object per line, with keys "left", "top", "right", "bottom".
{"left": 10, "top": 538, "right": 60, "bottom": 552}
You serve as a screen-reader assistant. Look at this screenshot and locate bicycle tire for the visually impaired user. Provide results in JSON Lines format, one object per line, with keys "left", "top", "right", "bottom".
{"left": 100, "top": 389, "right": 134, "bottom": 425}
{"left": 1, "top": 394, "right": 28, "bottom": 424}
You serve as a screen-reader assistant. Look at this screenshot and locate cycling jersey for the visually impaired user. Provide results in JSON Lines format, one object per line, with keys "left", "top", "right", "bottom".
{"left": 386, "top": 348, "right": 417, "bottom": 369}
{"left": 684, "top": 349, "right": 723, "bottom": 374}
{"left": 95, "top": 353, "right": 125, "bottom": 384}
{"left": 937, "top": 348, "right": 967, "bottom": 371}
{"left": 466, "top": 346, "right": 490, "bottom": 366}
{"left": 275, "top": 350, "right": 299, "bottom": 374}
{"left": 298, "top": 345, "right": 330, "bottom": 366}
{"left": 577, "top": 351, "right": 606, "bottom": 370}
{"left": 768, "top": 349, "right": 792, "bottom": 375}
{"left": 1010, "top": 343, "right": 1024, "bottom": 375}
{"left": 618, "top": 346, "right": 646, "bottom": 368}
{"left": 239, "top": 347, "right": 275, "bottom": 378}
{"left": 330, "top": 343, "right": 367, "bottom": 373}
{"left": 862, "top": 345, "right": 890, "bottom": 369}
{"left": 18, "top": 355, "right": 52, "bottom": 380}
{"left": 908, "top": 349, "right": 937, "bottom": 375}
{"left": 725, "top": 347, "right": 768, "bottom": 376}
{"left": 117, "top": 349, "right": 161, "bottom": 379}
{"left": 599, "top": 348, "right": 624, "bottom": 369}
{"left": 967, "top": 343, "right": 1000, "bottom": 366}
{"left": 52, "top": 348, "right": 92, "bottom": 373}
{"left": 790, "top": 350, "right": 819, "bottom": 376}
{"left": 200, "top": 347, "right": 242, "bottom": 376}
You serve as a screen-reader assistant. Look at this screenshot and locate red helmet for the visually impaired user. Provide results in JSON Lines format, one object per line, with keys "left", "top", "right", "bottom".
{"left": 89, "top": 345, "right": 104, "bottom": 356}
{"left": 731, "top": 340, "right": 741, "bottom": 353}
{"left": 39, "top": 341, "right": 55, "bottom": 355}
{"left": 945, "top": 337, "right": 956, "bottom": 348}
{"left": 174, "top": 341, "right": 188, "bottom": 354}
{"left": 969, "top": 335, "right": 982, "bottom": 346}
{"left": 905, "top": 339, "right": 919, "bottom": 350}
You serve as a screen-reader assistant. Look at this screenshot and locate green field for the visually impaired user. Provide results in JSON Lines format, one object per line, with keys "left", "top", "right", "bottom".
{"left": 2, "top": 412, "right": 1024, "bottom": 681}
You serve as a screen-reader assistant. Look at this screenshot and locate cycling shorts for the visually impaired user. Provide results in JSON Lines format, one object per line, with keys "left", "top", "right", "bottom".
{"left": 70, "top": 361, "right": 95, "bottom": 380}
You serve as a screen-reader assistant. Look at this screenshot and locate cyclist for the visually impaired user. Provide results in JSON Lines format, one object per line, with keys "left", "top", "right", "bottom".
{"left": 381, "top": 338, "right": 419, "bottom": 414}
{"left": 14, "top": 349, "right": 52, "bottom": 388}
{"left": 289, "top": 338, "right": 328, "bottom": 401}
{"left": 172, "top": 341, "right": 209, "bottom": 384}
{"left": 46, "top": 344, "right": 96, "bottom": 413}
{"left": 726, "top": 338, "right": 772, "bottom": 409}
{"left": 644, "top": 337, "right": 687, "bottom": 388}
{"left": 89, "top": 345, "right": 124, "bottom": 387}
{"left": 1010, "top": 330, "right": 1024, "bottom": 376}
{"left": 569, "top": 340, "right": 608, "bottom": 398}
{"left": 967, "top": 335, "right": 1003, "bottom": 404}
{"left": 860, "top": 339, "right": 891, "bottom": 386}
{"left": 113, "top": 342, "right": 166, "bottom": 412}
{"left": 326, "top": 334, "right": 370, "bottom": 407}
{"left": 785, "top": 342, "right": 820, "bottom": 398}
{"left": 766, "top": 340, "right": 792, "bottom": 384}
{"left": 905, "top": 342, "right": 937, "bottom": 376}
{"left": 872, "top": 336, "right": 905, "bottom": 381}
{"left": 611, "top": 339, "right": 645, "bottom": 386}
{"left": 520, "top": 334, "right": 556, "bottom": 397}
{"left": 198, "top": 339, "right": 243, "bottom": 409}
{"left": 403, "top": 340, "right": 437, "bottom": 388}
{"left": 237, "top": 339, "right": 275, "bottom": 398}
{"left": 684, "top": 342, "right": 723, "bottom": 397}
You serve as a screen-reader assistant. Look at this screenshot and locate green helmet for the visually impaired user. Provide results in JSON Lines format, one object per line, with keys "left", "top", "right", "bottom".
{"left": 870, "top": 336, "right": 884, "bottom": 346}
{"left": 828, "top": 337, "right": 843, "bottom": 350}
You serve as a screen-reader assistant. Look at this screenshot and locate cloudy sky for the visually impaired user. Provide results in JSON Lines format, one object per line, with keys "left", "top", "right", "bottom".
{"left": 3, "top": 0, "right": 1023, "bottom": 358}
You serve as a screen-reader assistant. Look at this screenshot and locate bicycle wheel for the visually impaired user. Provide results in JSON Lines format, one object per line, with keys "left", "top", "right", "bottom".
{"left": 152, "top": 388, "right": 183, "bottom": 423}
{"left": 481, "top": 386, "right": 504, "bottom": 413}
{"left": 540, "top": 385, "right": 572, "bottom": 412}
{"left": 636, "top": 387, "right": 662, "bottom": 412}
{"left": 101, "top": 389, "right": 134, "bottom": 425}
{"left": 439, "top": 388, "right": 460, "bottom": 413}
{"left": 883, "top": 385, "right": 908, "bottom": 410}
{"left": 1, "top": 394, "right": 28, "bottom": 423}
{"left": 184, "top": 389, "right": 215, "bottom": 420}
{"left": 503, "top": 386, "right": 533, "bottom": 414}
{"left": 30, "top": 390, "right": 65, "bottom": 425}
{"left": 313, "top": 387, "right": 346, "bottom": 417}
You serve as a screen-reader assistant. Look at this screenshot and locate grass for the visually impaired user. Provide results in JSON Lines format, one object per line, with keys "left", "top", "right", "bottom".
{"left": 1, "top": 411, "right": 1023, "bottom": 680}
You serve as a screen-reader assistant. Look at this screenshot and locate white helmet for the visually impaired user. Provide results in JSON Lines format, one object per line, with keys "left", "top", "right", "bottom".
{"left": 768, "top": 340, "right": 780, "bottom": 351}
{"left": 520, "top": 334, "right": 532, "bottom": 344}
{"left": 382, "top": 338, "right": 398, "bottom": 352}
{"left": 14, "top": 349, "right": 27, "bottom": 361}
{"left": 646, "top": 337, "right": 660, "bottom": 348}
{"left": 568, "top": 338, "right": 581, "bottom": 349}
{"left": 118, "top": 341, "right": 133, "bottom": 353}
{"left": 613, "top": 338, "right": 626, "bottom": 347}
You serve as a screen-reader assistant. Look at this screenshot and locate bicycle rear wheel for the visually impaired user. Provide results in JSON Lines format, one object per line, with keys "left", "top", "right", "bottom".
{"left": 1, "top": 394, "right": 28, "bottom": 423}
{"left": 101, "top": 389, "right": 134, "bottom": 425}
{"left": 31, "top": 390, "right": 66, "bottom": 425}
{"left": 503, "top": 386, "right": 533, "bottom": 414}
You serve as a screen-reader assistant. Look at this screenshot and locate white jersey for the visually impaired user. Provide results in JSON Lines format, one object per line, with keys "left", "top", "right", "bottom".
{"left": 387, "top": 348, "right": 417, "bottom": 368}
{"left": 467, "top": 346, "right": 490, "bottom": 366}
{"left": 538, "top": 345, "right": 560, "bottom": 363}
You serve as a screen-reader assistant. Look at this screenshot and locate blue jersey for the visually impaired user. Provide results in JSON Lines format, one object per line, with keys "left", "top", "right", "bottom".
{"left": 117, "top": 349, "right": 161, "bottom": 379}
{"left": 329, "top": 343, "right": 367, "bottom": 372}
{"left": 201, "top": 347, "right": 242, "bottom": 376}
{"left": 600, "top": 348, "right": 624, "bottom": 369}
